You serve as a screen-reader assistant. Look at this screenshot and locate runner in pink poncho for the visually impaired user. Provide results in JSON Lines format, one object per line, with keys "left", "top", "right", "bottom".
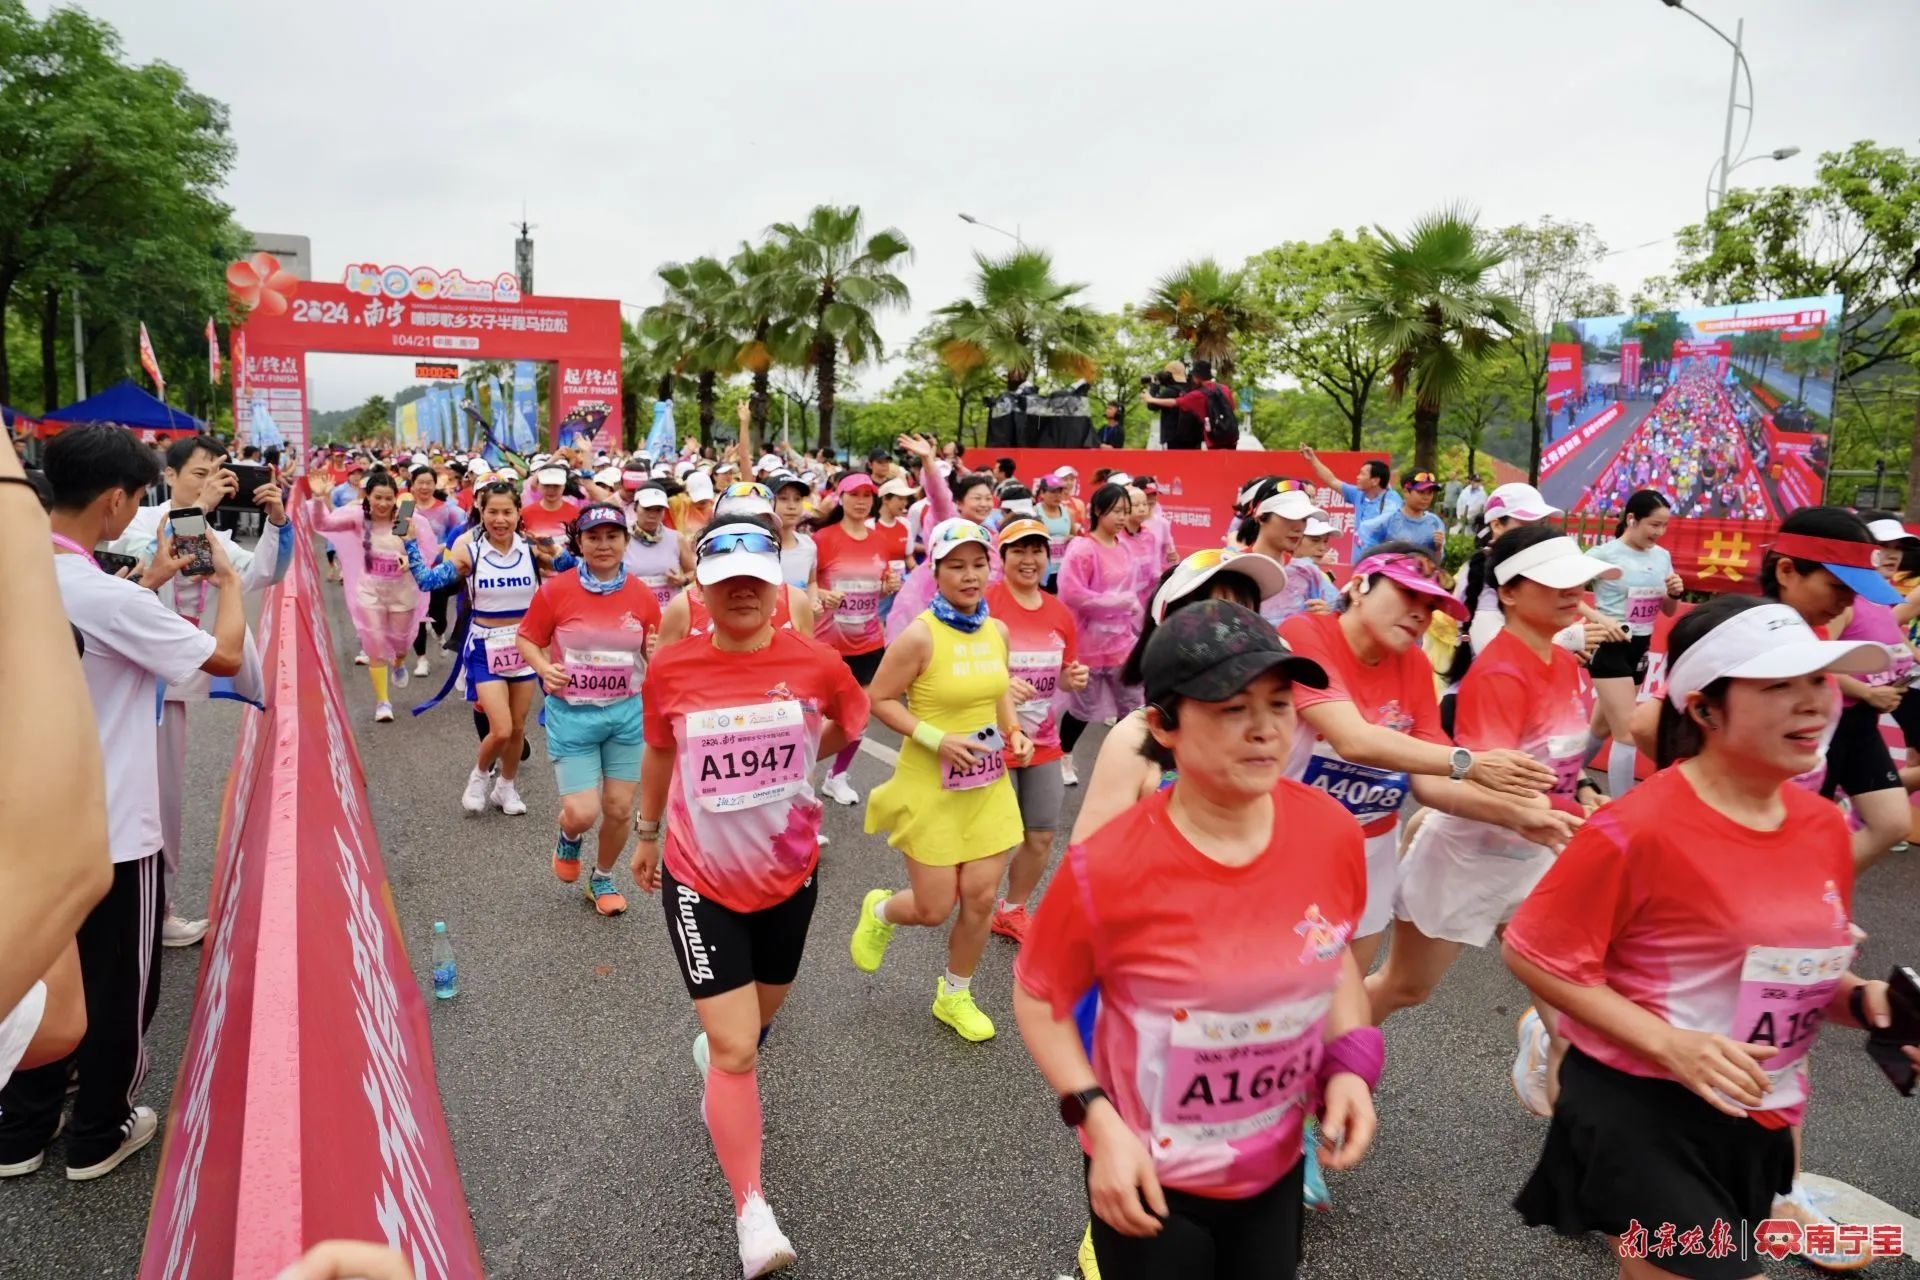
{"left": 884, "top": 434, "right": 1004, "bottom": 645}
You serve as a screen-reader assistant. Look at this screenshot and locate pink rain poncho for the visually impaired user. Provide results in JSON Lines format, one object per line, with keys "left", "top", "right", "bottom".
{"left": 1057, "top": 532, "right": 1145, "bottom": 723}
{"left": 308, "top": 499, "right": 441, "bottom": 663}
{"left": 882, "top": 478, "right": 1003, "bottom": 644}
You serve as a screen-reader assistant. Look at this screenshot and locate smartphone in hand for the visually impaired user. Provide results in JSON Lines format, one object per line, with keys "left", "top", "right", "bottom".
{"left": 395, "top": 496, "right": 416, "bottom": 535}
{"left": 169, "top": 507, "right": 216, "bottom": 578}
{"left": 93, "top": 549, "right": 139, "bottom": 576}
{"left": 1866, "top": 965, "right": 1920, "bottom": 1096}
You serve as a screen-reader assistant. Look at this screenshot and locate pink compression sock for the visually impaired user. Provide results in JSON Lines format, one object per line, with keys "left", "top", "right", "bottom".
{"left": 830, "top": 740, "right": 861, "bottom": 776}
{"left": 703, "top": 1065, "right": 764, "bottom": 1212}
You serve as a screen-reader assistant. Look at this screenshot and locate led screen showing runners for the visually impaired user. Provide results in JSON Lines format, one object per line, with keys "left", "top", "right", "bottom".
{"left": 1536, "top": 294, "right": 1842, "bottom": 520}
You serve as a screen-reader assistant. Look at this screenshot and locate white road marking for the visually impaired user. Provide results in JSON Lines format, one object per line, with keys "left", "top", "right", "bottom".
{"left": 859, "top": 736, "right": 899, "bottom": 767}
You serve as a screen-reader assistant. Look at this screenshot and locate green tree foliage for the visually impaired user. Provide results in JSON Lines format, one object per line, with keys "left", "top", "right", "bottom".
{"left": 0, "top": 0, "right": 245, "bottom": 413}
{"left": 1618, "top": 309, "right": 1687, "bottom": 365}
{"left": 932, "top": 247, "right": 1101, "bottom": 392}
{"left": 727, "top": 238, "right": 800, "bottom": 443}
{"left": 769, "top": 205, "right": 913, "bottom": 453}
{"left": 1087, "top": 307, "right": 1184, "bottom": 441}
{"left": 1342, "top": 206, "right": 1524, "bottom": 472}
{"left": 1243, "top": 230, "right": 1391, "bottom": 450}
{"left": 1138, "top": 257, "right": 1260, "bottom": 380}
{"left": 1488, "top": 218, "right": 1619, "bottom": 482}
{"left": 640, "top": 257, "right": 738, "bottom": 448}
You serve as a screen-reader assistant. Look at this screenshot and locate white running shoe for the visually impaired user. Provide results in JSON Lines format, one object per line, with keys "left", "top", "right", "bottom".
{"left": 816, "top": 830, "right": 830, "bottom": 847}
{"left": 1511, "top": 1007, "right": 1553, "bottom": 1118}
{"left": 454, "top": 667, "right": 468, "bottom": 695}
{"left": 462, "top": 768, "right": 491, "bottom": 813}
{"left": 818, "top": 772, "right": 859, "bottom": 806}
{"left": 413, "top": 654, "right": 431, "bottom": 678}
{"left": 373, "top": 702, "right": 395, "bottom": 723}
{"left": 735, "top": 1192, "right": 796, "bottom": 1278}
{"left": 354, "top": 651, "right": 370, "bottom": 666}
{"left": 1060, "top": 755, "right": 1079, "bottom": 787}
{"left": 66, "top": 1107, "right": 158, "bottom": 1182}
{"left": 491, "top": 778, "right": 527, "bottom": 816}
{"left": 391, "top": 661, "right": 410, "bottom": 689}
{"left": 162, "top": 914, "right": 210, "bottom": 948}
{"left": 693, "top": 1031, "right": 710, "bottom": 1077}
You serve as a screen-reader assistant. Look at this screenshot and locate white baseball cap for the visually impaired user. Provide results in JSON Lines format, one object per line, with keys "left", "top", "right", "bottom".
{"left": 878, "top": 477, "right": 917, "bottom": 499}
{"left": 465, "top": 458, "right": 492, "bottom": 475}
{"left": 1150, "top": 548, "right": 1288, "bottom": 624}
{"left": 1483, "top": 483, "right": 1560, "bottom": 523}
{"left": 756, "top": 453, "right": 783, "bottom": 475}
{"left": 1256, "top": 489, "right": 1328, "bottom": 522}
{"left": 695, "top": 521, "right": 784, "bottom": 586}
{"left": 1053, "top": 464, "right": 1078, "bottom": 477}
{"left": 535, "top": 467, "right": 567, "bottom": 486}
{"left": 1865, "top": 518, "right": 1914, "bottom": 545}
{"left": 1107, "top": 472, "right": 1133, "bottom": 487}
{"left": 1666, "top": 603, "right": 1887, "bottom": 709}
{"left": 592, "top": 467, "right": 622, "bottom": 489}
{"left": 634, "top": 485, "right": 670, "bottom": 510}
{"left": 1302, "top": 516, "right": 1337, "bottom": 538}
{"left": 683, "top": 471, "right": 715, "bottom": 503}
{"left": 1493, "top": 535, "right": 1623, "bottom": 589}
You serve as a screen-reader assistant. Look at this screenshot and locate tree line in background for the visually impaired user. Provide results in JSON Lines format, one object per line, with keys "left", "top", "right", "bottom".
{"left": 4, "top": 3, "right": 1915, "bottom": 506}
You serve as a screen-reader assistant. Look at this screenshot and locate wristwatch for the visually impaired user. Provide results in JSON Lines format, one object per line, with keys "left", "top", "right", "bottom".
{"left": 1059, "top": 1086, "right": 1109, "bottom": 1129}
{"left": 1449, "top": 747, "right": 1473, "bottom": 782}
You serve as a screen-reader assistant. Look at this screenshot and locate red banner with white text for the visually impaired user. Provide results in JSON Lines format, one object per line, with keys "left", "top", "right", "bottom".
{"left": 1546, "top": 342, "right": 1581, "bottom": 416}
{"left": 141, "top": 516, "right": 483, "bottom": 1280}
{"left": 991, "top": 447, "right": 1387, "bottom": 566}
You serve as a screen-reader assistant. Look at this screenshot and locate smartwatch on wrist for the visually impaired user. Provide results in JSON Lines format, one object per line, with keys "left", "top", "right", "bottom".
{"left": 1058, "top": 1086, "right": 1109, "bottom": 1129}
{"left": 1449, "top": 747, "right": 1473, "bottom": 782}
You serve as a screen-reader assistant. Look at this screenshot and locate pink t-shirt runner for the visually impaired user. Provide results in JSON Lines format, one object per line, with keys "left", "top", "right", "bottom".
{"left": 986, "top": 582, "right": 1079, "bottom": 767}
{"left": 517, "top": 569, "right": 662, "bottom": 706}
{"left": 1016, "top": 781, "right": 1366, "bottom": 1199}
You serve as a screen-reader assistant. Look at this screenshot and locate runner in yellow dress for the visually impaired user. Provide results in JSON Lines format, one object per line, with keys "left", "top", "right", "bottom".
{"left": 851, "top": 518, "right": 1032, "bottom": 1042}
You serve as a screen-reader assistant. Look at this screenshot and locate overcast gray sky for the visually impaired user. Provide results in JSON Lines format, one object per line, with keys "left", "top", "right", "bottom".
{"left": 54, "top": 0, "right": 1920, "bottom": 410}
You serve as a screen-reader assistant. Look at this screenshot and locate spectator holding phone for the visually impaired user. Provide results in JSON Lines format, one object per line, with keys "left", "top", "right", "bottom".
{"left": 0, "top": 424, "right": 248, "bottom": 1182}
{"left": 106, "top": 433, "right": 286, "bottom": 949}
{"left": 0, "top": 437, "right": 110, "bottom": 1093}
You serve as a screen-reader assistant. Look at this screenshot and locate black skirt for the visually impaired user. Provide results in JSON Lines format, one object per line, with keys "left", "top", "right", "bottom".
{"left": 1515, "top": 1047, "right": 1795, "bottom": 1280}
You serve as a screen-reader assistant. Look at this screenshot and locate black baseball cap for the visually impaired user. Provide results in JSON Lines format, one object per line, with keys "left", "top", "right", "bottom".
{"left": 867, "top": 447, "right": 892, "bottom": 463}
{"left": 1142, "top": 600, "right": 1328, "bottom": 704}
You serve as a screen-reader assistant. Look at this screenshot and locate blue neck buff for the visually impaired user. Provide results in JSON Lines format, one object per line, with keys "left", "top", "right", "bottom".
{"left": 578, "top": 562, "right": 627, "bottom": 596}
{"left": 931, "top": 592, "right": 989, "bottom": 633}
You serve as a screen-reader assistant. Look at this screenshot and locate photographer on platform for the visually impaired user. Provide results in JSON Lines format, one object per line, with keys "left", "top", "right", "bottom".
{"left": 1140, "top": 360, "right": 1200, "bottom": 450}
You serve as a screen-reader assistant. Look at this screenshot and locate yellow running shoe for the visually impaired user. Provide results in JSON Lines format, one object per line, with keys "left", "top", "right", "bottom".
{"left": 1078, "top": 1223, "right": 1100, "bottom": 1279}
{"left": 932, "top": 977, "right": 995, "bottom": 1041}
{"left": 850, "top": 889, "right": 896, "bottom": 973}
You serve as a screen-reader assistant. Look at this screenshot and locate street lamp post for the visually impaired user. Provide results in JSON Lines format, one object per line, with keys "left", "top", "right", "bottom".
{"left": 957, "top": 212, "right": 1040, "bottom": 386}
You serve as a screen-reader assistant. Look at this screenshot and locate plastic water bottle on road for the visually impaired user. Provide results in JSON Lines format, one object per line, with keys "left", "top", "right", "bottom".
{"left": 430, "top": 920, "right": 458, "bottom": 999}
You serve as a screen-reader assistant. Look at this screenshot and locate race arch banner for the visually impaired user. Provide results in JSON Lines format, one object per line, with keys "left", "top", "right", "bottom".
{"left": 227, "top": 252, "right": 623, "bottom": 458}
{"left": 140, "top": 513, "right": 483, "bottom": 1280}
{"left": 990, "top": 447, "right": 1388, "bottom": 567}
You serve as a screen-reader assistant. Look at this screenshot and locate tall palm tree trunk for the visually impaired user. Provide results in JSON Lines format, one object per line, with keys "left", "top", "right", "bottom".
{"left": 1413, "top": 402, "right": 1441, "bottom": 473}
{"left": 816, "top": 340, "right": 837, "bottom": 455}
{"left": 697, "top": 371, "right": 716, "bottom": 449}
{"left": 749, "top": 319, "right": 772, "bottom": 444}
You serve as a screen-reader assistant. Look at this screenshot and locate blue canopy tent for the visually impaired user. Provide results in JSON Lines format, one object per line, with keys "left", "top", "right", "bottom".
{"left": 42, "top": 380, "right": 205, "bottom": 435}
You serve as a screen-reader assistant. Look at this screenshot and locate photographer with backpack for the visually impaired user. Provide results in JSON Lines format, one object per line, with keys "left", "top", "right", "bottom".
{"left": 1143, "top": 360, "right": 1238, "bottom": 451}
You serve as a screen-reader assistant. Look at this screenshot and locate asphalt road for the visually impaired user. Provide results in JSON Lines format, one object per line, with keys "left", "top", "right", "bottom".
{"left": 1735, "top": 357, "right": 1834, "bottom": 421}
{"left": 1539, "top": 400, "right": 1655, "bottom": 514}
{"left": 5, "top": 568, "right": 1918, "bottom": 1280}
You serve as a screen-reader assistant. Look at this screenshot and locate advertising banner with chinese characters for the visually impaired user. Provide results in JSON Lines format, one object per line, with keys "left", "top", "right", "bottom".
{"left": 235, "top": 348, "right": 306, "bottom": 455}
{"left": 229, "top": 255, "right": 622, "bottom": 452}
{"left": 1545, "top": 342, "right": 1581, "bottom": 415}
{"left": 1560, "top": 513, "right": 1775, "bottom": 595}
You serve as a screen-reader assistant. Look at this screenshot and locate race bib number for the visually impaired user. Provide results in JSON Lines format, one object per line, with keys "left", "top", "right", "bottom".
{"left": 562, "top": 648, "right": 637, "bottom": 704}
{"left": 834, "top": 576, "right": 881, "bottom": 628}
{"left": 369, "top": 552, "right": 405, "bottom": 580}
{"left": 685, "top": 700, "right": 810, "bottom": 813}
{"left": 639, "top": 573, "right": 675, "bottom": 609}
{"left": 942, "top": 740, "right": 1008, "bottom": 791}
{"left": 1157, "top": 999, "right": 1326, "bottom": 1146}
{"left": 1300, "top": 748, "right": 1408, "bottom": 825}
{"left": 1009, "top": 650, "right": 1063, "bottom": 728}
{"left": 1626, "top": 587, "right": 1662, "bottom": 634}
{"left": 482, "top": 626, "right": 529, "bottom": 677}
{"left": 1546, "top": 733, "right": 1587, "bottom": 798}
{"left": 1734, "top": 944, "right": 1853, "bottom": 1075}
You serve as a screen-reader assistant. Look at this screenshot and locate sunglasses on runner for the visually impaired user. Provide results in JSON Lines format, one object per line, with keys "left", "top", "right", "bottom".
{"left": 722, "top": 482, "right": 773, "bottom": 501}
{"left": 927, "top": 519, "right": 992, "bottom": 562}
{"left": 697, "top": 529, "right": 781, "bottom": 558}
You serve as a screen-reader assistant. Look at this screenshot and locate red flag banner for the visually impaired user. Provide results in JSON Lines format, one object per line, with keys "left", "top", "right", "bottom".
{"left": 1560, "top": 513, "right": 1772, "bottom": 595}
{"left": 206, "top": 317, "right": 222, "bottom": 385}
{"left": 232, "top": 328, "right": 248, "bottom": 398}
{"left": 138, "top": 321, "right": 166, "bottom": 398}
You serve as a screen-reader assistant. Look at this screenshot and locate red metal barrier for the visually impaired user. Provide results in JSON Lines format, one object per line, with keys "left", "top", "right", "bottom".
{"left": 141, "top": 514, "right": 483, "bottom": 1280}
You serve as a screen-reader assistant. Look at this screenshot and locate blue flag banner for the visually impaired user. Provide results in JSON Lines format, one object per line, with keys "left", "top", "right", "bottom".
{"left": 486, "top": 375, "right": 509, "bottom": 463}
{"left": 511, "top": 361, "right": 539, "bottom": 453}
{"left": 248, "top": 393, "right": 285, "bottom": 449}
{"left": 645, "top": 399, "right": 676, "bottom": 458}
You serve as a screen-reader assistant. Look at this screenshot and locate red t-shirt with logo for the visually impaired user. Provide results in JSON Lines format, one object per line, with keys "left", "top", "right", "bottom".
{"left": 1016, "top": 781, "right": 1365, "bottom": 1198}
{"left": 517, "top": 569, "right": 662, "bottom": 707}
{"left": 1504, "top": 765, "right": 1854, "bottom": 1125}
{"left": 522, "top": 498, "right": 580, "bottom": 549}
{"left": 1453, "top": 627, "right": 1593, "bottom": 814}
{"left": 813, "top": 522, "right": 889, "bottom": 656}
{"left": 987, "top": 582, "right": 1079, "bottom": 766}
{"left": 643, "top": 630, "right": 870, "bottom": 913}
{"left": 1278, "top": 610, "right": 1446, "bottom": 837}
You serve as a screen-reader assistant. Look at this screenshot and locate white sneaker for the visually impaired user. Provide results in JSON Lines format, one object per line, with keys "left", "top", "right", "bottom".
{"left": 66, "top": 1107, "right": 158, "bottom": 1181}
{"left": 454, "top": 667, "right": 468, "bottom": 695}
{"left": 692, "top": 1031, "right": 710, "bottom": 1077}
{"left": 462, "top": 768, "right": 491, "bottom": 813}
{"left": 1060, "top": 755, "right": 1079, "bottom": 787}
{"left": 735, "top": 1192, "right": 796, "bottom": 1278}
{"left": 354, "top": 651, "right": 369, "bottom": 666}
{"left": 391, "top": 661, "right": 410, "bottom": 689}
{"left": 1511, "top": 1007, "right": 1553, "bottom": 1118}
{"left": 818, "top": 772, "right": 859, "bottom": 806}
{"left": 374, "top": 701, "right": 395, "bottom": 723}
{"left": 162, "top": 914, "right": 210, "bottom": 948}
{"left": 816, "top": 830, "right": 830, "bottom": 847}
{"left": 413, "top": 654, "right": 431, "bottom": 677}
{"left": 491, "top": 778, "right": 527, "bottom": 816}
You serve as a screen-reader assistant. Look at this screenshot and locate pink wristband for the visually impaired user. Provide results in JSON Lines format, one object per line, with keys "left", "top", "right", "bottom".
{"left": 1318, "top": 1026, "right": 1385, "bottom": 1094}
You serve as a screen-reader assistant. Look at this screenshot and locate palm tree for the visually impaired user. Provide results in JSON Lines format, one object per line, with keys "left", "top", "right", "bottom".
{"left": 726, "top": 239, "right": 800, "bottom": 444}
{"left": 768, "top": 205, "right": 912, "bottom": 453}
{"left": 1139, "top": 257, "right": 1260, "bottom": 379}
{"left": 640, "top": 256, "right": 739, "bottom": 448}
{"left": 1342, "top": 206, "right": 1523, "bottom": 472}
{"left": 932, "top": 248, "right": 1102, "bottom": 393}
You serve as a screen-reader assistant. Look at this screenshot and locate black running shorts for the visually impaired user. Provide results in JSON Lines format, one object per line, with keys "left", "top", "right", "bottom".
{"left": 661, "top": 862, "right": 817, "bottom": 999}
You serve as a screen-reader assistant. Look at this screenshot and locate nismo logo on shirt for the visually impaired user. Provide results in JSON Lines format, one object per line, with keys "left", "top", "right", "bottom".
{"left": 478, "top": 574, "right": 534, "bottom": 588}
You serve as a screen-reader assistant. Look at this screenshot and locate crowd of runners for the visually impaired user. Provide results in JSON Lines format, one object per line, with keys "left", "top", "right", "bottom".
{"left": 1583, "top": 363, "right": 1777, "bottom": 521}
{"left": 20, "top": 406, "right": 1918, "bottom": 1280}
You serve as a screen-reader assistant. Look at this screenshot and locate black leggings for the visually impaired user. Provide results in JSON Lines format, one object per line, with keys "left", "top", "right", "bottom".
{"left": 1060, "top": 713, "right": 1094, "bottom": 753}
{"left": 1085, "top": 1155, "right": 1304, "bottom": 1279}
